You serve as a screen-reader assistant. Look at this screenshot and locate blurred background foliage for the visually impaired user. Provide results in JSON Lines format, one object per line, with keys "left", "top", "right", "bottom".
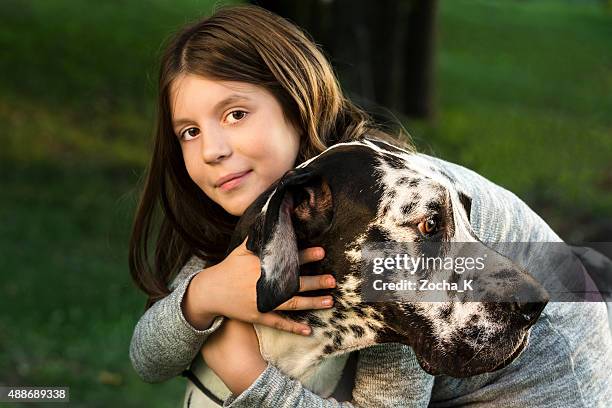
{"left": 0, "top": 0, "right": 610, "bottom": 406}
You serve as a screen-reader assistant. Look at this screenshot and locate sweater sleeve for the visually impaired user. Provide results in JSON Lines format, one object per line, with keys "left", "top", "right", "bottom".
{"left": 129, "top": 255, "right": 226, "bottom": 383}
{"left": 222, "top": 343, "right": 434, "bottom": 408}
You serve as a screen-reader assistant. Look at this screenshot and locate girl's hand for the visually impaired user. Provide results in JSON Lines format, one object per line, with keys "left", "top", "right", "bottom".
{"left": 200, "top": 319, "right": 266, "bottom": 396}
{"left": 183, "top": 237, "right": 336, "bottom": 336}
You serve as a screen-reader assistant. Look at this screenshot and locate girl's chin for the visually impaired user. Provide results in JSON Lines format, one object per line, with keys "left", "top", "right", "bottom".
{"left": 222, "top": 197, "right": 252, "bottom": 217}
{"left": 218, "top": 180, "right": 269, "bottom": 216}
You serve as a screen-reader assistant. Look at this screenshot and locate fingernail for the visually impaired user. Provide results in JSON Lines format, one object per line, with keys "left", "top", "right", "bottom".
{"left": 322, "top": 298, "right": 333, "bottom": 306}
{"left": 301, "top": 328, "right": 311, "bottom": 336}
{"left": 327, "top": 278, "right": 335, "bottom": 287}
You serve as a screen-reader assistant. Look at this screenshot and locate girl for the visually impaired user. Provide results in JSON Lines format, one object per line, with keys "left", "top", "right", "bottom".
{"left": 129, "top": 5, "right": 611, "bottom": 408}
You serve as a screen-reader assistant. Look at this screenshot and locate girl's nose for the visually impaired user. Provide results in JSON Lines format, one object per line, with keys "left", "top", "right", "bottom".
{"left": 201, "top": 131, "right": 232, "bottom": 163}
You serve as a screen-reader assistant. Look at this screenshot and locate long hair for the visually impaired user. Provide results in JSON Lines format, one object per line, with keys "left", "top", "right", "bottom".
{"left": 129, "top": 4, "right": 414, "bottom": 306}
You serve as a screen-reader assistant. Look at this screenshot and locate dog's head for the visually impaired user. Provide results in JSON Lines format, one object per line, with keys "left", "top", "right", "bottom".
{"left": 230, "top": 138, "right": 549, "bottom": 378}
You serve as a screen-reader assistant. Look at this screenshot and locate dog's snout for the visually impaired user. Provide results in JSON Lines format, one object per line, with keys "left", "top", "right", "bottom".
{"left": 514, "top": 301, "right": 547, "bottom": 325}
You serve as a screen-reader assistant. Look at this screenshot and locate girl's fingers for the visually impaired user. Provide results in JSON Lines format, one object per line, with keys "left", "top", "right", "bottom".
{"left": 298, "top": 247, "right": 325, "bottom": 265}
{"left": 257, "top": 312, "right": 313, "bottom": 336}
{"left": 298, "top": 274, "right": 336, "bottom": 292}
{"left": 275, "top": 295, "right": 334, "bottom": 311}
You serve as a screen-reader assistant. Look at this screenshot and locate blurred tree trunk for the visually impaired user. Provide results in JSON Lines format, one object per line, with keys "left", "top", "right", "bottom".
{"left": 251, "top": 0, "right": 438, "bottom": 120}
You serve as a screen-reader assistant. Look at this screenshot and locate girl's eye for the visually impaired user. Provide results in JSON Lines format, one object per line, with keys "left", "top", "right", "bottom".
{"left": 418, "top": 218, "right": 439, "bottom": 235}
{"left": 180, "top": 127, "right": 200, "bottom": 141}
{"left": 225, "top": 110, "right": 248, "bottom": 124}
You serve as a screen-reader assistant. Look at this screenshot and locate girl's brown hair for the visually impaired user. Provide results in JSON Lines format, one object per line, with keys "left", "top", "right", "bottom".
{"left": 129, "top": 4, "right": 413, "bottom": 306}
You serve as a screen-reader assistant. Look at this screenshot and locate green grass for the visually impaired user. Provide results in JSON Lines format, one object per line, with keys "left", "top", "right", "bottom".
{"left": 0, "top": 161, "right": 190, "bottom": 407}
{"left": 0, "top": 0, "right": 610, "bottom": 406}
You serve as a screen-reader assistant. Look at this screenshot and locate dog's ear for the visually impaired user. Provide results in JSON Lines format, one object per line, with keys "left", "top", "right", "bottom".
{"left": 246, "top": 169, "right": 333, "bottom": 313}
{"left": 458, "top": 191, "right": 472, "bottom": 221}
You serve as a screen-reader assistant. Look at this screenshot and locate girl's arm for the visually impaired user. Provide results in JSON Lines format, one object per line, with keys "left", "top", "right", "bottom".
{"left": 129, "top": 256, "right": 225, "bottom": 383}
{"left": 222, "top": 343, "right": 434, "bottom": 407}
{"left": 130, "top": 243, "right": 333, "bottom": 383}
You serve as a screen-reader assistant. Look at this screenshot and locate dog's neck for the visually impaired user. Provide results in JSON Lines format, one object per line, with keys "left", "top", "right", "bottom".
{"left": 253, "top": 274, "right": 391, "bottom": 385}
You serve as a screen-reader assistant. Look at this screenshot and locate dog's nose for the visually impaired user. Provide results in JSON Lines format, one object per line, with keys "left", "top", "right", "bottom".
{"left": 514, "top": 301, "right": 547, "bottom": 325}
{"left": 511, "top": 277, "right": 549, "bottom": 325}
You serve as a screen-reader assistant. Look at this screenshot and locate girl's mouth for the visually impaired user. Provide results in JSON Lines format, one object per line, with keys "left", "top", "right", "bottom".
{"left": 218, "top": 170, "right": 252, "bottom": 191}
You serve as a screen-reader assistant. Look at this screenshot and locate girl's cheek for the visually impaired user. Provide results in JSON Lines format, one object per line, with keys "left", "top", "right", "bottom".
{"left": 240, "top": 136, "right": 267, "bottom": 159}
{"left": 182, "top": 147, "right": 202, "bottom": 177}
{"left": 184, "top": 159, "right": 209, "bottom": 191}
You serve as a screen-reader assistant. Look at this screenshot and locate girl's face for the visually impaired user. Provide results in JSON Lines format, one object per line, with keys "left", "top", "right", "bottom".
{"left": 170, "top": 74, "right": 301, "bottom": 216}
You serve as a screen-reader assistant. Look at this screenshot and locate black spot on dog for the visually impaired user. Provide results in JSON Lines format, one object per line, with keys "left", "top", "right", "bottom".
{"left": 401, "top": 202, "right": 416, "bottom": 215}
{"left": 354, "top": 308, "right": 367, "bottom": 318}
{"left": 367, "top": 225, "right": 391, "bottom": 242}
{"left": 333, "top": 333, "right": 344, "bottom": 347}
{"left": 349, "top": 324, "right": 365, "bottom": 337}
{"left": 335, "top": 302, "right": 348, "bottom": 312}
{"left": 426, "top": 201, "right": 442, "bottom": 213}
{"left": 307, "top": 314, "right": 327, "bottom": 328}
{"left": 337, "top": 324, "right": 349, "bottom": 334}
{"left": 323, "top": 345, "right": 334, "bottom": 354}
{"left": 381, "top": 202, "right": 391, "bottom": 215}
{"left": 397, "top": 176, "right": 411, "bottom": 185}
{"left": 438, "top": 304, "right": 453, "bottom": 320}
{"left": 332, "top": 310, "right": 347, "bottom": 320}
{"left": 409, "top": 179, "right": 420, "bottom": 188}
{"left": 323, "top": 330, "right": 333, "bottom": 339}
{"left": 329, "top": 318, "right": 338, "bottom": 326}
{"left": 366, "top": 322, "right": 378, "bottom": 332}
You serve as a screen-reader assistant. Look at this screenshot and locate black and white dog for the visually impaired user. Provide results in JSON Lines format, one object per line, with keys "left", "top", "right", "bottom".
{"left": 220, "top": 137, "right": 549, "bottom": 396}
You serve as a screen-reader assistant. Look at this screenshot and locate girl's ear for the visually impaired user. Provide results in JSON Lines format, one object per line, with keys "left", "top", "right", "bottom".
{"left": 246, "top": 169, "right": 333, "bottom": 313}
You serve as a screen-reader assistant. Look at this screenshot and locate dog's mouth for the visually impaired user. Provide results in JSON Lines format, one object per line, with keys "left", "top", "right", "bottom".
{"left": 411, "top": 328, "right": 531, "bottom": 378}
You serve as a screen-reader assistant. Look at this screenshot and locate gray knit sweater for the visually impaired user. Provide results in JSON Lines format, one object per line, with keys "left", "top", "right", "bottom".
{"left": 129, "top": 154, "right": 612, "bottom": 407}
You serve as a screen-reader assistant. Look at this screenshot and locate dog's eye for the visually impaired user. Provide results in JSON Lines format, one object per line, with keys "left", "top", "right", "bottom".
{"left": 418, "top": 218, "right": 439, "bottom": 235}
